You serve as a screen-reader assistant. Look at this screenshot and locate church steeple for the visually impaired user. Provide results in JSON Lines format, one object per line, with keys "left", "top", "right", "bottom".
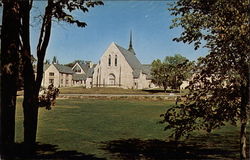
{"left": 128, "top": 30, "right": 135, "bottom": 55}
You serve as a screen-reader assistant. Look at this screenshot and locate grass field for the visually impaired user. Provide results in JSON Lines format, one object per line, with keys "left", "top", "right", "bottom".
{"left": 14, "top": 98, "right": 249, "bottom": 160}
{"left": 58, "top": 87, "right": 189, "bottom": 95}
{"left": 58, "top": 87, "right": 163, "bottom": 94}
{"left": 17, "top": 87, "right": 188, "bottom": 96}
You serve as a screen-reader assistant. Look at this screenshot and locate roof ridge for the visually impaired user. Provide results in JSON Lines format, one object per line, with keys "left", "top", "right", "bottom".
{"left": 113, "top": 43, "right": 142, "bottom": 72}
{"left": 53, "top": 64, "right": 74, "bottom": 74}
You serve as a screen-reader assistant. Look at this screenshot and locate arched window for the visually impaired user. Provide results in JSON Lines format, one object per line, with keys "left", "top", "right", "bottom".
{"left": 108, "top": 55, "right": 111, "bottom": 66}
{"left": 115, "top": 55, "right": 117, "bottom": 66}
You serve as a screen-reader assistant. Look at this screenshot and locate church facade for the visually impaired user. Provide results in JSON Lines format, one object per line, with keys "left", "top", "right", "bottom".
{"left": 92, "top": 42, "right": 153, "bottom": 89}
{"left": 41, "top": 34, "right": 154, "bottom": 89}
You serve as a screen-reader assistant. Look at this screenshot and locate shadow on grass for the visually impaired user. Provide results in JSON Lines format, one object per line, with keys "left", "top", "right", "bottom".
{"left": 101, "top": 133, "right": 249, "bottom": 160}
{"left": 2, "top": 142, "right": 105, "bottom": 160}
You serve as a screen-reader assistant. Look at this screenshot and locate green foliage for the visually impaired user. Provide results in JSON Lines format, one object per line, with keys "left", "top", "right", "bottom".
{"left": 38, "top": 84, "right": 60, "bottom": 110}
{"left": 52, "top": 56, "right": 57, "bottom": 64}
{"left": 151, "top": 59, "right": 168, "bottom": 91}
{"left": 151, "top": 54, "right": 193, "bottom": 91}
{"left": 45, "top": 59, "right": 50, "bottom": 64}
{"left": 51, "top": 0, "right": 104, "bottom": 27}
{"left": 161, "top": 0, "right": 250, "bottom": 144}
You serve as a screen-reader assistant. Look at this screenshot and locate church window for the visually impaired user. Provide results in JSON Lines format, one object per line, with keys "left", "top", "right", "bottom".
{"left": 115, "top": 55, "right": 117, "bottom": 66}
{"left": 108, "top": 55, "right": 111, "bottom": 66}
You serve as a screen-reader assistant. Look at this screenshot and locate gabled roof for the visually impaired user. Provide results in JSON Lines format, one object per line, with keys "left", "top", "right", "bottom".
{"left": 72, "top": 73, "right": 86, "bottom": 81}
{"left": 77, "top": 62, "right": 89, "bottom": 73}
{"left": 113, "top": 43, "right": 153, "bottom": 79}
{"left": 142, "top": 64, "right": 153, "bottom": 80}
{"left": 44, "top": 64, "right": 50, "bottom": 71}
{"left": 132, "top": 69, "right": 141, "bottom": 78}
{"left": 142, "top": 64, "right": 151, "bottom": 74}
{"left": 114, "top": 43, "right": 142, "bottom": 71}
{"left": 86, "top": 64, "right": 97, "bottom": 78}
{"left": 53, "top": 64, "right": 74, "bottom": 74}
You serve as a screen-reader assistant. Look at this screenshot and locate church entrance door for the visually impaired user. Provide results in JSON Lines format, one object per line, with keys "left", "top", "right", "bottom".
{"left": 108, "top": 74, "right": 115, "bottom": 86}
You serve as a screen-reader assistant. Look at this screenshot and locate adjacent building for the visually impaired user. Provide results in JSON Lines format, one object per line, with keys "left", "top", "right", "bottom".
{"left": 42, "top": 64, "right": 74, "bottom": 88}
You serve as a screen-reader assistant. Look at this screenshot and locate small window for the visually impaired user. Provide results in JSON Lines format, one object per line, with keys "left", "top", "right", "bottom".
{"left": 49, "top": 79, "right": 54, "bottom": 84}
{"left": 49, "top": 72, "right": 54, "bottom": 76}
{"left": 108, "top": 55, "right": 111, "bottom": 66}
{"left": 115, "top": 55, "right": 117, "bottom": 66}
{"left": 61, "top": 79, "right": 63, "bottom": 84}
{"left": 66, "top": 80, "right": 68, "bottom": 84}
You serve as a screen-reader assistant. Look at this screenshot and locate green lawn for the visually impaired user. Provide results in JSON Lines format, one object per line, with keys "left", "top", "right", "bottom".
{"left": 59, "top": 87, "right": 163, "bottom": 94}
{"left": 15, "top": 98, "right": 249, "bottom": 160}
{"left": 18, "top": 87, "right": 188, "bottom": 96}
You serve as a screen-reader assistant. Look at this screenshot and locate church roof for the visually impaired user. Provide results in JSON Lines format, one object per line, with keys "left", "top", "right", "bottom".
{"left": 114, "top": 43, "right": 142, "bottom": 70}
{"left": 142, "top": 64, "right": 152, "bottom": 80}
{"left": 132, "top": 69, "right": 141, "bottom": 78}
{"left": 53, "top": 64, "right": 74, "bottom": 74}
{"left": 114, "top": 43, "right": 152, "bottom": 79}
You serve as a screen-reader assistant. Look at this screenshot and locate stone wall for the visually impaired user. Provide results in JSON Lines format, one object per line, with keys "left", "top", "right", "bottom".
{"left": 92, "top": 43, "right": 135, "bottom": 89}
{"left": 43, "top": 64, "right": 73, "bottom": 88}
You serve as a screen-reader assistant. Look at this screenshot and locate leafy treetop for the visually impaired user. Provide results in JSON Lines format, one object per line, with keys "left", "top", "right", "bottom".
{"left": 161, "top": 0, "right": 249, "bottom": 158}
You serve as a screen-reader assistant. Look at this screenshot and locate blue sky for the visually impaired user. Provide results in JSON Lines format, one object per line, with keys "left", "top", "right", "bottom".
{"left": 29, "top": 1, "right": 208, "bottom": 64}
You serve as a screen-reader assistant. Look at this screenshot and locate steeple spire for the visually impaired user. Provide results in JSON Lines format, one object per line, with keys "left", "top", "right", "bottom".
{"left": 128, "top": 30, "right": 135, "bottom": 55}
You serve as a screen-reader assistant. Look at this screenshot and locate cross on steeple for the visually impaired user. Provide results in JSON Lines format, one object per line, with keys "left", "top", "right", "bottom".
{"left": 128, "top": 30, "right": 135, "bottom": 55}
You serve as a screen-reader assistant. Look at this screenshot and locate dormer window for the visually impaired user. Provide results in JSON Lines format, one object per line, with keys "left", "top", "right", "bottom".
{"left": 115, "top": 55, "right": 117, "bottom": 66}
{"left": 108, "top": 55, "right": 111, "bottom": 66}
{"left": 73, "top": 65, "right": 81, "bottom": 73}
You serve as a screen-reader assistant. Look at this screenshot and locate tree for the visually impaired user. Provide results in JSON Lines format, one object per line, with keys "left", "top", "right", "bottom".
{"left": 151, "top": 59, "right": 169, "bottom": 92}
{"left": 160, "top": 0, "right": 249, "bottom": 159}
{"left": 163, "top": 54, "right": 193, "bottom": 90}
{"left": 1, "top": 0, "right": 103, "bottom": 153}
{"left": 151, "top": 54, "right": 193, "bottom": 92}
{"left": 52, "top": 56, "right": 58, "bottom": 64}
{"left": 45, "top": 59, "right": 50, "bottom": 64}
{"left": 0, "top": 0, "right": 20, "bottom": 152}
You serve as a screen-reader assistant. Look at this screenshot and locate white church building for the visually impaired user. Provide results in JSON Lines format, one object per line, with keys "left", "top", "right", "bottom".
{"left": 41, "top": 33, "right": 154, "bottom": 89}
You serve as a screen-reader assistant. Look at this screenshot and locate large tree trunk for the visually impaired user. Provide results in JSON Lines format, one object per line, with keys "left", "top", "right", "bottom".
{"left": 240, "top": 79, "right": 249, "bottom": 159}
{"left": 19, "top": 0, "right": 52, "bottom": 153}
{"left": 22, "top": 60, "right": 37, "bottom": 153}
{"left": 19, "top": 1, "right": 39, "bottom": 153}
{"left": 0, "top": 0, "right": 20, "bottom": 154}
{"left": 240, "top": 120, "right": 247, "bottom": 159}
